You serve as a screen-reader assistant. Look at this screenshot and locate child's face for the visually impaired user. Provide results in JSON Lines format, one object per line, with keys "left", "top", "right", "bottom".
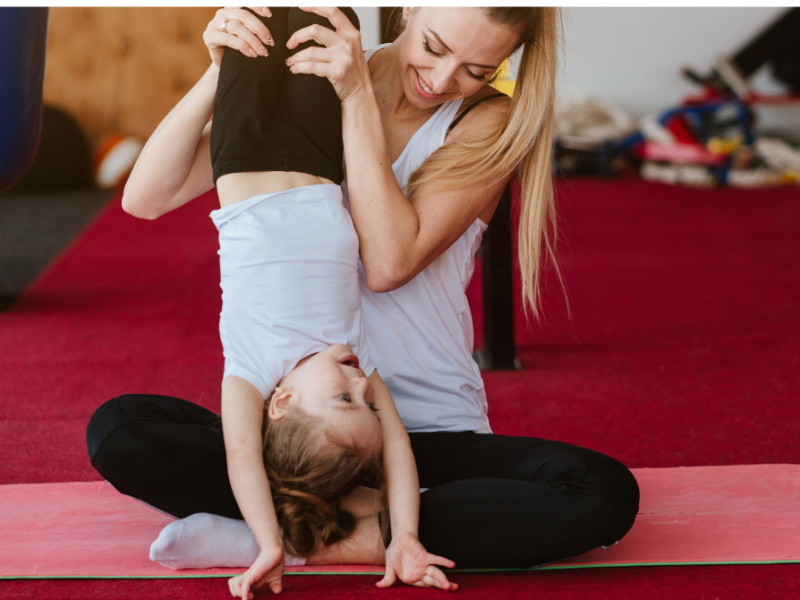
{"left": 282, "top": 344, "right": 383, "bottom": 455}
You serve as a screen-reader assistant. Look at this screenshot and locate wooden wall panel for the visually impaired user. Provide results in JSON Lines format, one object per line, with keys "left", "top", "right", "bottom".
{"left": 43, "top": 7, "right": 217, "bottom": 143}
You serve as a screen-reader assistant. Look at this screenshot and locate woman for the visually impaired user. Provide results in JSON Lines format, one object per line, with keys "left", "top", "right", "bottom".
{"left": 87, "top": 5, "right": 639, "bottom": 581}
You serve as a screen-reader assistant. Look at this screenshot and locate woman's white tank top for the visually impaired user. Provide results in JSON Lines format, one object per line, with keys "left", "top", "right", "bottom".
{"left": 346, "top": 45, "right": 492, "bottom": 433}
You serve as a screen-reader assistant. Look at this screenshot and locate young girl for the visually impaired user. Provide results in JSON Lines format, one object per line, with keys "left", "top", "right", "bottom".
{"left": 116, "top": 7, "right": 455, "bottom": 597}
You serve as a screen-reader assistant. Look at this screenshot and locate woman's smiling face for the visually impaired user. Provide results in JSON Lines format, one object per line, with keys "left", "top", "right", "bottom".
{"left": 396, "top": 7, "right": 520, "bottom": 109}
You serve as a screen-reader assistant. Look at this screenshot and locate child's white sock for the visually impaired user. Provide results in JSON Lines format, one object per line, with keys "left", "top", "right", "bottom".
{"left": 149, "top": 513, "right": 306, "bottom": 569}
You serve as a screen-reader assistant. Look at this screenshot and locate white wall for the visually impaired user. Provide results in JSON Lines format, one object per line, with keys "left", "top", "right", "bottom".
{"left": 558, "top": 8, "right": 799, "bottom": 138}
{"left": 353, "top": 7, "right": 380, "bottom": 51}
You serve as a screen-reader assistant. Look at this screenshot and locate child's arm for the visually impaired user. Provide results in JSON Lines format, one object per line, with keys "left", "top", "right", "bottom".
{"left": 121, "top": 65, "right": 219, "bottom": 221}
{"left": 368, "top": 371, "right": 419, "bottom": 540}
{"left": 221, "top": 376, "right": 285, "bottom": 597}
{"left": 368, "top": 372, "right": 458, "bottom": 591}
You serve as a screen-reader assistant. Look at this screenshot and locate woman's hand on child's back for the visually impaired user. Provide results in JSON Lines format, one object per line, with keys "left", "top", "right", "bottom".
{"left": 228, "top": 546, "right": 285, "bottom": 598}
{"left": 204, "top": 7, "right": 275, "bottom": 68}
{"left": 377, "top": 531, "right": 458, "bottom": 591}
{"left": 285, "top": 7, "right": 372, "bottom": 105}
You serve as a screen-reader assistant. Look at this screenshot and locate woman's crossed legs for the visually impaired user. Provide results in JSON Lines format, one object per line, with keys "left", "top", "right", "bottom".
{"left": 86, "top": 395, "right": 639, "bottom": 569}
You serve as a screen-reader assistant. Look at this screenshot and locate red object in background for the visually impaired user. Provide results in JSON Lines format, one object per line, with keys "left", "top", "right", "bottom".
{"left": 1, "top": 179, "right": 799, "bottom": 598}
{"left": 92, "top": 132, "right": 144, "bottom": 190}
{"left": 664, "top": 116, "right": 698, "bottom": 144}
{"left": 641, "top": 141, "right": 726, "bottom": 165}
{"left": 742, "top": 92, "right": 800, "bottom": 105}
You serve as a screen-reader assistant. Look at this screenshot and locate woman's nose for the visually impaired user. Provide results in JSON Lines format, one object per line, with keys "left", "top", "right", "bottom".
{"left": 431, "top": 62, "right": 458, "bottom": 93}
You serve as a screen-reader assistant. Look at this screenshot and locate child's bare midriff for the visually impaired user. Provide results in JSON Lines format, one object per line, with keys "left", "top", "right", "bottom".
{"left": 216, "top": 171, "right": 335, "bottom": 207}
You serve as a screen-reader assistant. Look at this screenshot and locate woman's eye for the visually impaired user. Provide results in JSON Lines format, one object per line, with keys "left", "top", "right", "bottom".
{"left": 423, "top": 40, "right": 442, "bottom": 57}
{"left": 340, "top": 394, "right": 352, "bottom": 403}
{"left": 367, "top": 403, "right": 379, "bottom": 412}
{"left": 423, "top": 37, "right": 487, "bottom": 81}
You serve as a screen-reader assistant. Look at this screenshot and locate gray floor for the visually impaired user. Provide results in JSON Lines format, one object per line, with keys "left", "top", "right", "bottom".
{"left": 0, "top": 189, "right": 112, "bottom": 312}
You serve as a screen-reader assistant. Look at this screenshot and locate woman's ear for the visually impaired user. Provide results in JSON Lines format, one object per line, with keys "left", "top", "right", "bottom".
{"left": 402, "top": 7, "right": 411, "bottom": 23}
{"left": 267, "top": 386, "right": 294, "bottom": 421}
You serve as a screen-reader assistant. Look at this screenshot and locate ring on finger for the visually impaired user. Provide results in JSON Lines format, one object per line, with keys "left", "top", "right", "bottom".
{"left": 220, "top": 19, "right": 230, "bottom": 34}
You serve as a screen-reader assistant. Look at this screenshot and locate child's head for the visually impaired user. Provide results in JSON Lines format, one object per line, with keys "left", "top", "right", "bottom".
{"left": 270, "top": 344, "right": 383, "bottom": 456}
{"left": 262, "top": 344, "right": 384, "bottom": 556}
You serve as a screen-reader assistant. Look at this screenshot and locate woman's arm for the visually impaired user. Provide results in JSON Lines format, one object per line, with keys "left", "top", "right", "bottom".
{"left": 285, "top": 7, "right": 511, "bottom": 292}
{"left": 341, "top": 88, "right": 509, "bottom": 292}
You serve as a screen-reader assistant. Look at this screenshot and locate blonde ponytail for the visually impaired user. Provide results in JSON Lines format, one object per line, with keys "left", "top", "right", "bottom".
{"left": 406, "top": 8, "right": 562, "bottom": 320}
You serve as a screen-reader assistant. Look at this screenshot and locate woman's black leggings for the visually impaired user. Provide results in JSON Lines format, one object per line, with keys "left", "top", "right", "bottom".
{"left": 86, "top": 395, "right": 639, "bottom": 569}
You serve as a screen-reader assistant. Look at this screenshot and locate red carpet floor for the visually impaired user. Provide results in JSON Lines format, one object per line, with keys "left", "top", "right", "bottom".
{"left": 1, "top": 178, "right": 799, "bottom": 598}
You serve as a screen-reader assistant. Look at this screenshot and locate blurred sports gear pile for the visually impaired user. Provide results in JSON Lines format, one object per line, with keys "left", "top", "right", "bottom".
{"left": 554, "top": 8, "right": 800, "bottom": 189}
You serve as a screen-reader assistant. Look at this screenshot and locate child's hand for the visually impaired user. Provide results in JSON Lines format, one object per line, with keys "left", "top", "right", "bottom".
{"left": 228, "top": 546, "right": 285, "bottom": 598}
{"left": 376, "top": 531, "right": 458, "bottom": 591}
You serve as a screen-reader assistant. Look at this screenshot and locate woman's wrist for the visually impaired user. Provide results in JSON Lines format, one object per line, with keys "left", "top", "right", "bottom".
{"left": 341, "top": 80, "right": 386, "bottom": 163}
{"left": 340, "top": 78, "right": 375, "bottom": 108}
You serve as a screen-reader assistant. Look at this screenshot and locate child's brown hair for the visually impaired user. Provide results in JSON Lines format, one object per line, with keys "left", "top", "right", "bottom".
{"left": 262, "top": 405, "right": 385, "bottom": 557}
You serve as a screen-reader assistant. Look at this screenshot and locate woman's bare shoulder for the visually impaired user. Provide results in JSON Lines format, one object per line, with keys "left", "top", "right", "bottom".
{"left": 447, "top": 85, "right": 510, "bottom": 142}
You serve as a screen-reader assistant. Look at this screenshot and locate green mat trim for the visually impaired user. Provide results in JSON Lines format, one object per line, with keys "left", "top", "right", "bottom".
{"left": 2, "top": 559, "right": 799, "bottom": 579}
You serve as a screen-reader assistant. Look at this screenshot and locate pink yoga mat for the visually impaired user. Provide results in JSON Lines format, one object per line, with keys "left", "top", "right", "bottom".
{"left": 2, "top": 465, "right": 799, "bottom": 578}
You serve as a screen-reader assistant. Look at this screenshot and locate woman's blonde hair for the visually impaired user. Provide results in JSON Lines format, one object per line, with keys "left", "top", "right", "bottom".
{"left": 262, "top": 405, "right": 385, "bottom": 557}
{"left": 406, "top": 8, "right": 562, "bottom": 320}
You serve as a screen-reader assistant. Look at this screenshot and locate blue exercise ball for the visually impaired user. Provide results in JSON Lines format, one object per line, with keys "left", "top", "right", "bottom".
{"left": 0, "top": 7, "right": 49, "bottom": 194}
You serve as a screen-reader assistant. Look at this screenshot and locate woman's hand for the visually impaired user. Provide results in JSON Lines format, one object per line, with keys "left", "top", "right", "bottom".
{"left": 377, "top": 531, "right": 458, "bottom": 591}
{"left": 285, "top": 7, "right": 372, "bottom": 104}
{"left": 203, "top": 7, "right": 274, "bottom": 68}
{"left": 228, "top": 546, "right": 285, "bottom": 598}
